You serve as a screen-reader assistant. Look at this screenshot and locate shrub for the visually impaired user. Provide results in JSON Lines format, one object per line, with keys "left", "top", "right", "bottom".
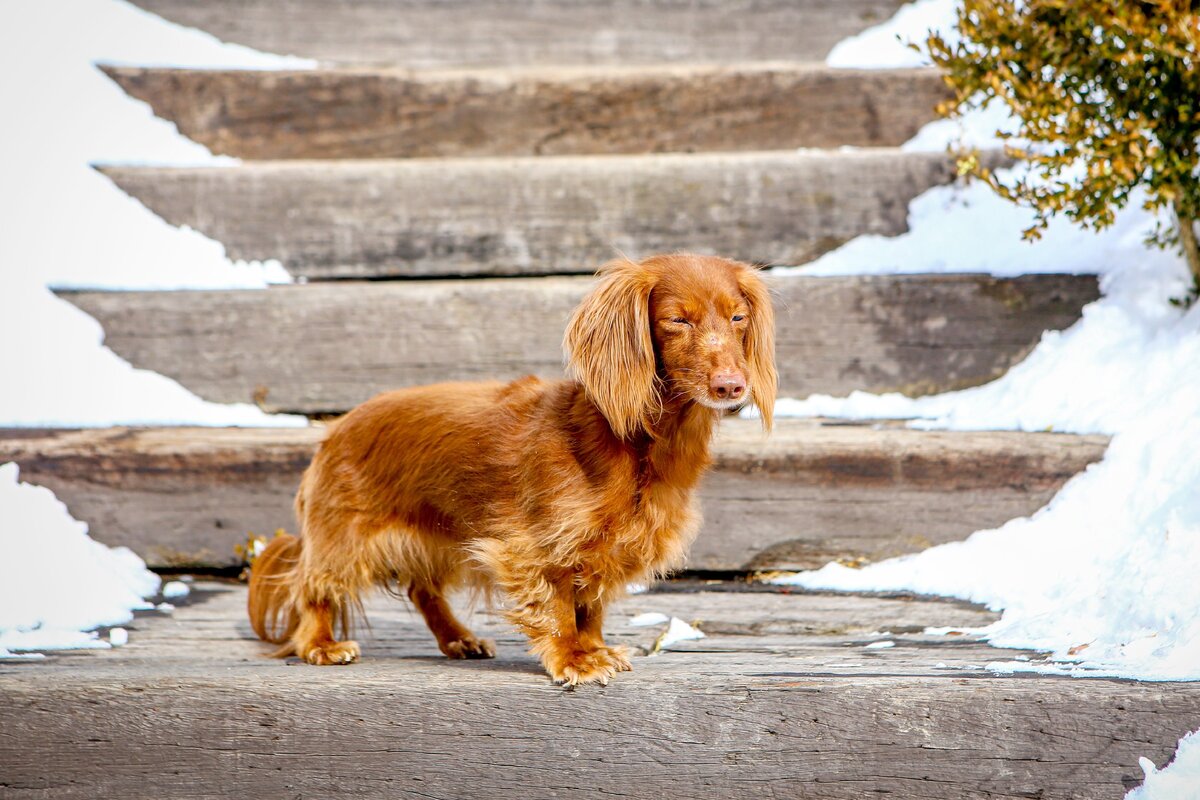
{"left": 925, "top": 0, "right": 1200, "bottom": 288}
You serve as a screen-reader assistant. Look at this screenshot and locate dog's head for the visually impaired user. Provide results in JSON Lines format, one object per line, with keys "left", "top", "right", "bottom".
{"left": 563, "top": 253, "right": 777, "bottom": 439}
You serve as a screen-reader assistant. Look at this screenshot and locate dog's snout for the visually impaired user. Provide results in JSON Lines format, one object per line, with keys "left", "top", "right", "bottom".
{"left": 710, "top": 372, "right": 746, "bottom": 401}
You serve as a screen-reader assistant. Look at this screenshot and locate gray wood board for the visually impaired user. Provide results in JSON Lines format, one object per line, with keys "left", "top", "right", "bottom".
{"left": 125, "top": 0, "right": 908, "bottom": 67}
{"left": 61, "top": 273, "right": 1100, "bottom": 413}
{"left": 1, "top": 583, "right": 1195, "bottom": 799}
{"left": 99, "top": 150, "right": 989, "bottom": 279}
{"left": 102, "top": 65, "right": 949, "bottom": 159}
{"left": 0, "top": 420, "right": 1108, "bottom": 570}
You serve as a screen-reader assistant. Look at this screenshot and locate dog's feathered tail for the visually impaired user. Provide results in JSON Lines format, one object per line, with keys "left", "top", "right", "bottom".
{"left": 247, "top": 533, "right": 302, "bottom": 656}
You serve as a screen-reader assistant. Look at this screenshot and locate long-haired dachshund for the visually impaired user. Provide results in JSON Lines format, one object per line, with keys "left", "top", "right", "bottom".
{"left": 248, "top": 253, "right": 776, "bottom": 685}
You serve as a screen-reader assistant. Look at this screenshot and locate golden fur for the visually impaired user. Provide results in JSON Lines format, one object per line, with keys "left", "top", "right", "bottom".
{"left": 247, "top": 253, "right": 777, "bottom": 684}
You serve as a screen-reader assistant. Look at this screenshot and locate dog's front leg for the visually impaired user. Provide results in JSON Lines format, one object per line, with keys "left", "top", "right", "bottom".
{"left": 575, "top": 598, "right": 632, "bottom": 675}
{"left": 500, "top": 567, "right": 624, "bottom": 686}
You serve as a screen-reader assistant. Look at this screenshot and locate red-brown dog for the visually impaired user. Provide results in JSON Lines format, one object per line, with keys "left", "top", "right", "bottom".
{"left": 249, "top": 253, "right": 776, "bottom": 685}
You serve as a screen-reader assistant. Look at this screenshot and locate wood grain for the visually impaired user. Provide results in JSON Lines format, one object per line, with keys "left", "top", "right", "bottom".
{"left": 0, "top": 583, "right": 1193, "bottom": 800}
{"left": 61, "top": 273, "right": 1100, "bottom": 414}
{"left": 125, "top": 0, "right": 908, "bottom": 67}
{"left": 0, "top": 421, "right": 1108, "bottom": 570}
{"left": 102, "top": 65, "right": 949, "bottom": 159}
{"left": 99, "top": 150, "right": 981, "bottom": 279}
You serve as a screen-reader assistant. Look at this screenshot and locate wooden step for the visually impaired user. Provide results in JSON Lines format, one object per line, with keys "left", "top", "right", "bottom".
{"left": 100, "top": 150, "right": 999, "bottom": 280}
{"left": 126, "top": 0, "right": 908, "bottom": 67}
{"left": 0, "top": 421, "right": 1108, "bottom": 571}
{"left": 62, "top": 273, "right": 1099, "bottom": 415}
{"left": 2, "top": 581, "right": 1194, "bottom": 798}
{"left": 101, "top": 65, "right": 949, "bottom": 160}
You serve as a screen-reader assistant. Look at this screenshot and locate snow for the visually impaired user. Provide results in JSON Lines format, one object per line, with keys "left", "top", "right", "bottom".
{"left": 770, "top": 1, "right": 1200, "bottom": 792}
{"left": 1128, "top": 730, "right": 1200, "bottom": 800}
{"left": 0, "top": 463, "right": 159, "bottom": 656}
{"left": 0, "top": 0, "right": 311, "bottom": 428}
{"left": 0, "top": 1, "right": 315, "bottom": 656}
{"left": 864, "top": 640, "right": 895, "bottom": 650}
{"left": 656, "top": 618, "right": 706, "bottom": 650}
{"left": 161, "top": 581, "right": 190, "bottom": 600}
{"left": 826, "top": 0, "right": 957, "bottom": 69}
{"left": 629, "top": 614, "right": 707, "bottom": 650}
{"left": 763, "top": 0, "right": 1200, "bottom": 684}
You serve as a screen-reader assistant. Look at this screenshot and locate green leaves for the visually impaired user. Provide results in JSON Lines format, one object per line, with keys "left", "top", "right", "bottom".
{"left": 927, "top": 0, "right": 1200, "bottom": 282}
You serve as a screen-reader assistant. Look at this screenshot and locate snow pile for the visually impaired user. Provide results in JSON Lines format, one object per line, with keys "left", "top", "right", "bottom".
{"left": 0, "top": 463, "right": 160, "bottom": 657}
{"left": 790, "top": 0, "right": 1200, "bottom": 786}
{"left": 761, "top": 0, "right": 1200, "bottom": 684}
{"left": 1128, "top": 730, "right": 1200, "bottom": 800}
{"left": 0, "top": 0, "right": 311, "bottom": 427}
{"left": 774, "top": 254, "right": 1193, "bottom": 435}
{"left": 0, "top": 1, "right": 314, "bottom": 655}
{"left": 826, "top": 0, "right": 956, "bottom": 69}
{"left": 777, "top": 405, "right": 1200, "bottom": 680}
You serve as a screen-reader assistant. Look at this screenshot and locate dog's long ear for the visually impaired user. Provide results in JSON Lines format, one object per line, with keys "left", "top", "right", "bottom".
{"left": 563, "top": 259, "right": 658, "bottom": 439}
{"left": 736, "top": 265, "right": 778, "bottom": 433}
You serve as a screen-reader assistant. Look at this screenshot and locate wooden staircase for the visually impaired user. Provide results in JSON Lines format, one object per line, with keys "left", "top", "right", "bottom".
{"left": 4, "top": 2, "right": 1193, "bottom": 797}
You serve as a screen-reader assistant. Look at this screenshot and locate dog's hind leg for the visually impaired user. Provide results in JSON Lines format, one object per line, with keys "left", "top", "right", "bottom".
{"left": 408, "top": 582, "right": 496, "bottom": 659}
{"left": 290, "top": 586, "right": 361, "bottom": 666}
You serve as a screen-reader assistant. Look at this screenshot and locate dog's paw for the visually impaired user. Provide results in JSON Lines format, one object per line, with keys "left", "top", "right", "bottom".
{"left": 546, "top": 647, "right": 628, "bottom": 686}
{"left": 303, "top": 640, "right": 360, "bottom": 666}
{"left": 598, "top": 644, "right": 633, "bottom": 673}
{"left": 441, "top": 635, "right": 497, "bottom": 660}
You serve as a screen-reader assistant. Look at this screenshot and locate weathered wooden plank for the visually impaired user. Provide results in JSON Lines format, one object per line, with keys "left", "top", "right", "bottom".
{"left": 17, "top": 582, "right": 1016, "bottom": 671}
{"left": 1, "top": 584, "right": 1194, "bottom": 799}
{"left": 0, "top": 427, "right": 319, "bottom": 569}
{"left": 704, "top": 419, "right": 1109, "bottom": 570}
{"left": 101, "top": 65, "right": 949, "bottom": 159}
{"left": 166, "top": 582, "right": 1013, "bottom": 654}
{"left": 98, "top": 150, "right": 984, "bottom": 279}
{"left": 10, "top": 581, "right": 1009, "bottom": 664}
{"left": 126, "top": 0, "right": 908, "bottom": 67}
{"left": 0, "top": 421, "right": 1108, "bottom": 570}
{"left": 61, "top": 273, "right": 1100, "bottom": 414}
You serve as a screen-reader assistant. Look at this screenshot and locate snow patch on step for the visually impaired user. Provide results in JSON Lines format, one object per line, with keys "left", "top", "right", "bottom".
{"left": 826, "top": 0, "right": 957, "bottom": 69}
{"left": 656, "top": 618, "right": 706, "bottom": 651}
{"left": 801, "top": 2, "right": 1200, "bottom": 789}
{"left": 1127, "top": 729, "right": 1200, "bottom": 800}
{"left": 0, "top": 463, "right": 159, "bottom": 656}
{"left": 763, "top": 0, "right": 1200, "bottom": 690}
{"left": 0, "top": 0, "right": 310, "bottom": 428}
{"left": 0, "top": 2, "right": 313, "bottom": 655}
